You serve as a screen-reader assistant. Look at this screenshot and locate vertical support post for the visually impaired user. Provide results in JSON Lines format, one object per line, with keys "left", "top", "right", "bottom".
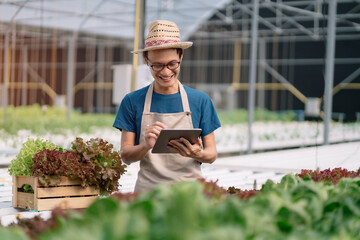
{"left": 97, "top": 45, "right": 105, "bottom": 113}
{"left": 276, "top": 0, "right": 282, "bottom": 27}
{"left": 227, "top": 86, "right": 237, "bottom": 110}
{"left": 2, "top": 32, "right": 10, "bottom": 123}
{"left": 139, "top": 0, "right": 146, "bottom": 65}
{"left": 323, "top": 0, "right": 337, "bottom": 145}
{"left": 10, "top": 27, "right": 16, "bottom": 106}
{"left": 22, "top": 46, "right": 28, "bottom": 106}
{"left": 247, "top": 0, "right": 259, "bottom": 154}
{"left": 314, "top": 0, "right": 321, "bottom": 39}
{"left": 50, "top": 28, "right": 58, "bottom": 106}
{"left": 258, "top": 39, "right": 266, "bottom": 109}
{"left": 131, "top": 0, "right": 145, "bottom": 91}
{"left": 232, "top": 40, "right": 241, "bottom": 86}
{"left": 66, "top": 34, "right": 77, "bottom": 119}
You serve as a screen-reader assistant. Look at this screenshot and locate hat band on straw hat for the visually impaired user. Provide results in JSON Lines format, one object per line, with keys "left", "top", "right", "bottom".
{"left": 145, "top": 39, "right": 180, "bottom": 48}
{"left": 131, "top": 20, "right": 193, "bottom": 54}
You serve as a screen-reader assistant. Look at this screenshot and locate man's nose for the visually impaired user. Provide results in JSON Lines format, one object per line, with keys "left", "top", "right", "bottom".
{"left": 160, "top": 66, "right": 172, "bottom": 74}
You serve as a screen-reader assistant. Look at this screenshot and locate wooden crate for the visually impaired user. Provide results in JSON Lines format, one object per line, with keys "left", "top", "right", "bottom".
{"left": 12, "top": 176, "right": 99, "bottom": 211}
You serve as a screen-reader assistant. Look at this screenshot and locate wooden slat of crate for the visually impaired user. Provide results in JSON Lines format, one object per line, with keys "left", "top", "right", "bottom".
{"left": 13, "top": 176, "right": 99, "bottom": 211}
{"left": 13, "top": 176, "right": 20, "bottom": 209}
{"left": 36, "top": 196, "right": 99, "bottom": 211}
{"left": 17, "top": 192, "right": 35, "bottom": 210}
{"left": 15, "top": 175, "right": 83, "bottom": 187}
{"left": 37, "top": 186, "right": 99, "bottom": 198}
{"left": 15, "top": 175, "right": 35, "bottom": 188}
{"left": 38, "top": 176, "right": 83, "bottom": 186}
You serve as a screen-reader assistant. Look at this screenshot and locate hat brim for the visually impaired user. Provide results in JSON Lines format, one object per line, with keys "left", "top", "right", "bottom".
{"left": 131, "top": 41, "right": 193, "bottom": 54}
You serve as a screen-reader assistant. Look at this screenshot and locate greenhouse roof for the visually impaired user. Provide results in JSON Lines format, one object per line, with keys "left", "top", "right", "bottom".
{"left": 0, "top": 0, "right": 232, "bottom": 40}
{"left": 1, "top": 0, "right": 360, "bottom": 45}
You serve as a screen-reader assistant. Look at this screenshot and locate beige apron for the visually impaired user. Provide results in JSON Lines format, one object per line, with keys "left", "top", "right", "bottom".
{"left": 134, "top": 81, "right": 202, "bottom": 193}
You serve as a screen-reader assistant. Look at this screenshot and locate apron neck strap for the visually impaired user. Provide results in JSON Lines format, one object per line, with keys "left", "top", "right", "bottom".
{"left": 143, "top": 80, "right": 191, "bottom": 113}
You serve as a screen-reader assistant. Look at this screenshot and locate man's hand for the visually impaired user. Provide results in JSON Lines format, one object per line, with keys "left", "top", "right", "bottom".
{"left": 144, "top": 121, "right": 167, "bottom": 149}
{"left": 167, "top": 137, "right": 203, "bottom": 159}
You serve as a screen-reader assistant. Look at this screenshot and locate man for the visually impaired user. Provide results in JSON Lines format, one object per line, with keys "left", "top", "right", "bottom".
{"left": 113, "top": 20, "right": 221, "bottom": 193}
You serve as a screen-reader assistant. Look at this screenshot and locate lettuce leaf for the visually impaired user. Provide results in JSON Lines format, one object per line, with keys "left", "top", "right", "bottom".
{"left": 8, "top": 138, "right": 57, "bottom": 176}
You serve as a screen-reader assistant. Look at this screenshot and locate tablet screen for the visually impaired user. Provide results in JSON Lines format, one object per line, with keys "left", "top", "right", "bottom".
{"left": 151, "top": 128, "right": 202, "bottom": 154}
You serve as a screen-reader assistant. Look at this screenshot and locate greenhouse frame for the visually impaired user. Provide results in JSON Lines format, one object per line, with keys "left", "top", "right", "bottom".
{"left": 0, "top": 0, "right": 359, "bottom": 150}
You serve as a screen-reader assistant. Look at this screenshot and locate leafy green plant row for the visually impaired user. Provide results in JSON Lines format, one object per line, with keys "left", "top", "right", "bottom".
{"left": 0, "top": 104, "right": 297, "bottom": 135}
{"left": 217, "top": 108, "right": 297, "bottom": 125}
{"left": 2, "top": 173, "right": 360, "bottom": 239}
{"left": 0, "top": 104, "right": 116, "bottom": 135}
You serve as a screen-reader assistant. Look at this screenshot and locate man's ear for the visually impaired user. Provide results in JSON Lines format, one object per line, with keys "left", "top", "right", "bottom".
{"left": 142, "top": 55, "right": 148, "bottom": 65}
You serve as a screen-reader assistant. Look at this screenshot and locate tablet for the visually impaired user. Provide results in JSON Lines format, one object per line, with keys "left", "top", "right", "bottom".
{"left": 151, "top": 128, "right": 202, "bottom": 154}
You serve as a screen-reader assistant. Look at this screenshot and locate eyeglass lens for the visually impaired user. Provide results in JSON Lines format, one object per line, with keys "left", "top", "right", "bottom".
{"left": 151, "top": 61, "right": 180, "bottom": 71}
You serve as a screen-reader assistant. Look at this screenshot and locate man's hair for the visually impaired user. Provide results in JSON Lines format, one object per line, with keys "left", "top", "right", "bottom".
{"left": 143, "top": 48, "right": 183, "bottom": 60}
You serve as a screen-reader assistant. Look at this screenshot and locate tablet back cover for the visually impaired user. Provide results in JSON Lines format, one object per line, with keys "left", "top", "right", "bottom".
{"left": 151, "top": 128, "right": 202, "bottom": 153}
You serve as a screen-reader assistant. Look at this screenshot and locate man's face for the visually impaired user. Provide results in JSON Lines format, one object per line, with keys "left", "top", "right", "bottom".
{"left": 145, "top": 48, "right": 182, "bottom": 94}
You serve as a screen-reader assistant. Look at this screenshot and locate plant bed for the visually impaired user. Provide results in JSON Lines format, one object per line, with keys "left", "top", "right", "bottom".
{"left": 12, "top": 176, "right": 99, "bottom": 211}
{"left": 5, "top": 174, "right": 360, "bottom": 240}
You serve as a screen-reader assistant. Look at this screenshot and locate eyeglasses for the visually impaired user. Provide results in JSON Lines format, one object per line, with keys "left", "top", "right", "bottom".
{"left": 146, "top": 59, "right": 181, "bottom": 71}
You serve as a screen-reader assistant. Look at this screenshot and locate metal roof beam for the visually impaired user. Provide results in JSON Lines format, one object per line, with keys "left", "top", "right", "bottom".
{"left": 1, "top": 1, "right": 127, "bottom": 24}
{"left": 201, "top": 12, "right": 360, "bottom": 27}
{"left": 214, "top": 10, "right": 233, "bottom": 24}
{"left": 232, "top": 1, "right": 282, "bottom": 34}
{"left": 264, "top": 1, "right": 323, "bottom": 18}
{"left": 192, "top": 25, "right": 359, "bottom": 40}
{"left": 346, "top": 3, "right": 360, "bottom": 13}
{"left": 264, "top": 3, "right": 317, "bottom": 39}
{"left": 263, "top": 0, "right": 355, "bottom": 7}
{"left": 9, "top": 0, "right": 30, "bottom": 23}
{"left": 77, "top": 0, "right": 109, "bottom": 31}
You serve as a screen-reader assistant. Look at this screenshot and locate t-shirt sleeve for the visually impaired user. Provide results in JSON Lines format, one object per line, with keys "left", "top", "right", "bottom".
{"left": 199, "top": 96, "right": 221, "bottom": 137}
{"left": 113, "top": 94, "right": 136, "bottom": 133}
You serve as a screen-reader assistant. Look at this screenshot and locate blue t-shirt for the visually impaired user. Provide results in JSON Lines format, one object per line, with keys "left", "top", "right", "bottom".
{"left": 113, "top": 84, "right": 221, "bottom": 145}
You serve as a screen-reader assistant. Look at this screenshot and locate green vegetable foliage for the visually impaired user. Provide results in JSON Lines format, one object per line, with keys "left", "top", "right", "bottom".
{"left": 8, "top": 138, "right": 57, "bottom": 176}
{"left": 6, "top": 176, "right": 360, "bottom": 240}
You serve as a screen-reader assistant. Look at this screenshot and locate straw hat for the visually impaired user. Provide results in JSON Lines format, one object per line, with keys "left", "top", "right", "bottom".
{"left": 132, "top": 20, "right": 193, "bottom": 54}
